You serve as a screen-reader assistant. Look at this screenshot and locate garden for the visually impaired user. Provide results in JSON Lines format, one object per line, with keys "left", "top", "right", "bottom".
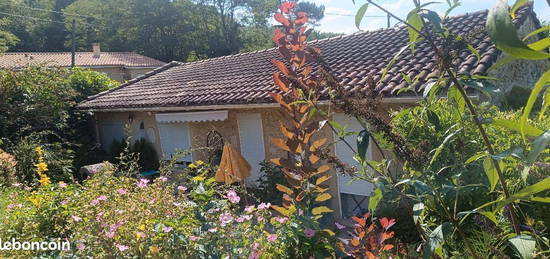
{"left": 1, "top": 0, "right": 550, "bottom": 258}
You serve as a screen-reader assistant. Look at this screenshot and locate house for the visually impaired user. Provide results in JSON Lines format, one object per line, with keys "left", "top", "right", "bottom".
{"left": 0, "top": 43, "right": 166, "bottom": 82}
{"left": 76, "top": 5, "right": 548, "bottom": 219}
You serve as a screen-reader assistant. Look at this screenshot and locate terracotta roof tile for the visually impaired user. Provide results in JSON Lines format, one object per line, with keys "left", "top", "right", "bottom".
{"left": 78, "top": 5, "right": 535, "bottom": 110}
{"left": 0, "top": 52, "right": 165, "bottom": 69}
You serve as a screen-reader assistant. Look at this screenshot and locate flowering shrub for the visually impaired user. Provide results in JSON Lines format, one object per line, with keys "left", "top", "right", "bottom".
{"left": 0, "top": 160, "right": 313, "bottom": 258}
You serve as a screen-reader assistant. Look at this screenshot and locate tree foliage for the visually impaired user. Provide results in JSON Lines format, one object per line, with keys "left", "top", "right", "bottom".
{"left": 0, "top": 0, "right": 328, "bottom": 62}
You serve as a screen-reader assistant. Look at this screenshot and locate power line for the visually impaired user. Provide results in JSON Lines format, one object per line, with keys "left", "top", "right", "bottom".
{"left": 1, "top": 2, "right": 105, "bottom": 20}
{"left": 0, "top": 11, "right": 106, "bottom": 28}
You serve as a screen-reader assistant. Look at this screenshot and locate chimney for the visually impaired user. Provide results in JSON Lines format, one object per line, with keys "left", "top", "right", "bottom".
{"left": 92, "top": 43, "right": 101, "bottom": 58}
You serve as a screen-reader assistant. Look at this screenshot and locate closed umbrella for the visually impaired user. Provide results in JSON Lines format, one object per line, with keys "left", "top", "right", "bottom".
{"left": 215, "top": 144, "right": 251, "bottom": 184}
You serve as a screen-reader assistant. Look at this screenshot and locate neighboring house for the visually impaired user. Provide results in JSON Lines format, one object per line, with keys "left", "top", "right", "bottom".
{"left": 0, "top": 44, "right": 166, "bottom": 82}
{"left": 77, "top": 5, "right": 548, "bottom": 220}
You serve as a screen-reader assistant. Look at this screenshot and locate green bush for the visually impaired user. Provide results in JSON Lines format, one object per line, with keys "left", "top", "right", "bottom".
{"left": 0, "top": 66, "right": 117, "bottom": 183}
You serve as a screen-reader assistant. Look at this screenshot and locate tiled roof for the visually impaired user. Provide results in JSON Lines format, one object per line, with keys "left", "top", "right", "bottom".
{"left": 78, "top": 5, "right": 535, "bottom": 110}
{"left": 0, "top": 52, "right": 166, "bottom": 69}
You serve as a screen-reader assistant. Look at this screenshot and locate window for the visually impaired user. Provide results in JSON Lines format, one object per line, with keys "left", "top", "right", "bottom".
{"left": 158, "top": 123, "right": 192, "bottom": 163}
{"left": 99, "top": 121, "right": 124, "bottom": 151}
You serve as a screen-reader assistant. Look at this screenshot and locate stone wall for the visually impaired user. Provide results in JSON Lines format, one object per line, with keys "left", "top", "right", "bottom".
{"left": 488, "top": 14, "right": 550, "bottom": 104}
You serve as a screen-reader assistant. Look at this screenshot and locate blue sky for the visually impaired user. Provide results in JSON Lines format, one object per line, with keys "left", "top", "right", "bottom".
{"left": 314, "top": 0, "right": 550, "bottom": 34}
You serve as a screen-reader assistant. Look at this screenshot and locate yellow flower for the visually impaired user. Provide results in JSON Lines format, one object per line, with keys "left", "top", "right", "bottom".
{"left": 35, "top": 162, "right": 48, "bottom": 172}
{"left": 195, "top": 160, "right": 205, "bottom": 166}
{"left": 34, "top": 147, "right": 44, "bottom": 156}
{"left": 27, "top": 197, "right": 42, "bottom": 207}
{"left": 188, "top": 163, "right": 197, "bottom": 169}
{"left": 38, "top": 175, "right": 51, "bottom": 186}
{"left": 138, "top": 224, "right": 146, "bottom": 231}
{"left": 192, "top": 176, "right": 205, "bottom": 181}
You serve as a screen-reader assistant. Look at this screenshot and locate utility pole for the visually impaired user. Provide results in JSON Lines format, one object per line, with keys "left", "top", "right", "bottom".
{"left": 71, "top": 19, "right": 76, "bottom": 67}
{"left": 387, "top": 13, "right": 391, "bottom": 28}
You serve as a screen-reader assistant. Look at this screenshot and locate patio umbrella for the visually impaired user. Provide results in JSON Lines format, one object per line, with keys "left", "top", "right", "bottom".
{"left": 215, "top": 144, "right": 251, "bottom": 184}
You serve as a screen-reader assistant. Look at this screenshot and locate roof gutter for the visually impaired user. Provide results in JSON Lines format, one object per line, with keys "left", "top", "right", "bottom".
{"left": 82, "top": 96, "right": 425, "bottom": 113}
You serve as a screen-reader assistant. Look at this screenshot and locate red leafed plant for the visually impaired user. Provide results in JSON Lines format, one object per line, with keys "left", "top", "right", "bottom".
{"left": 338, "top": 213, "right": 397, "bottom": 258}
{"left": 269, "top": 1, "right": 334, "bottom": 219}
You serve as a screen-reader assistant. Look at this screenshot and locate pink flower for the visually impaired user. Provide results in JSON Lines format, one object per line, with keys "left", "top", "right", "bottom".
{"left": 77, "top": 242, "right": 85, "bottom": 250}
{"left": 149, "top": 199, "right": 156, "bottom": 204}
{"left": 97, "top": 195, "right": 108, "bottom": 201}
{"left": 58, "top": 182, "right": 67, "bottom": 188}
{"left": 258, "top": 202, "right": 271, "bottom": 210}
{"left": 173, "top": 202, "right": 181, "bottom": 207}
{"left": 249, "top": 251, "right": 260, "bottom": 259}
{"left": 90, "top": 199, "right": 99, "bottom": 206}
{"left": 245, "top": 205, "right": 255, "bottom": 213}
{"left": 190, "top": 235, "right": 198, "bottom": 241}
{"left": 11, "top": 183, "right": 21, "bottom": 187}
{"left": 267, "top": 234, "right": 277, "bottom": 242}
{"left": 335, "top": 222, "right": 346, "bottom": 230}
{"left": 235, "top": 216, "right": 246, "bottom": 223}
{"left": 60, "top": 200, "right": 69, "bottom": 206}
{"left": 274, "top": 216, "right": 289, "bottom": 224}
{"left": 71, "top": 215, "right": 82, "bottom": 222}
{"left": 158, "top": 176, "right": 168, "bottom": 182}
{"left": 136, "top": 178, "right": 149, "bottom": 188}
{"left": 219, "top": 212, "right": 233, "bottom": 226}
{"left": 96, "top": 212, "right": 104, "bottom": 222}
{"left": 105, "top": 231, "right": 115, "bottom": 239}
{"left": 304, "top": 228, "right": 316, "bottom": 238}
{"left": 116, "top": 243, "right": 129, "bottom": 252}
{"left": 117, "top": 188, "right": 128, "bottom": 195}
{"left": 252, "top": 242, "right": 260, "bottom": 250}
{"left": 136, "top": 232, "right": 146, "bottom": 238}
{"left": 177, "top": 186, "right": 187, "bottom": 192}
{"left": 257, "top": 216, "right": 265, "bottom": 222}
{"left": 208, "top": 228, "right": 217, "bottom": 233}
{"left": 226, "top": 190, "right": 240, "bottom": 204}
{"left": 163, "top": 226, "right": 173, "bottom": 233}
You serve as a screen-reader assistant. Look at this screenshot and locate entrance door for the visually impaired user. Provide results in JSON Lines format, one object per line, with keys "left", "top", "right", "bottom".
{"left": 237, "top": 113, "right": 266, "bottom": 186}
{"left": 333, "top": 113, "right": 374, "bottom": 218}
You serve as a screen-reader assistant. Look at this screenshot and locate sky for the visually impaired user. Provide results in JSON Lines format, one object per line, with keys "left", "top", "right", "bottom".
{"left": 314, "top": 0, "right": 550, "bottom": 34}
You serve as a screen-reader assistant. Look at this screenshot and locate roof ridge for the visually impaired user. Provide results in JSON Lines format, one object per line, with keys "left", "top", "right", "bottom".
{"left": 77, "top": 61, "right": 182, "bottom": 107}
{"left": 178, "top": 8, "right": 496, "bottom": 67}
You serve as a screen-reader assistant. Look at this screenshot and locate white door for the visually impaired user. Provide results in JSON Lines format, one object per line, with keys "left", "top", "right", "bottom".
{"left": 237, "top": 113, "right": 266, "bottom": 186}
{"left": 158, "top": 123, "right": 193, "bottom": 163}
{"left": 333, "top": 113, "right": 373, "bottom": 218}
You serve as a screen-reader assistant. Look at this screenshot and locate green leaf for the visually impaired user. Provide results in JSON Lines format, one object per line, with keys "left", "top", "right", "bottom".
{"left": 521, "top": 69, "right": 550, "bottom": 140}
{"left": 509, "top": 235, "right": 536, "bottom": 259}
{"left": 448, "top": 85, "right": 465, "bottom": 118}
{"left": 426, "top": 110, "right": 441, "bottom": 129}
{"left": 479, "top": 211, "right": 499, "bottom": 225}
{"left": 356, "top": 130, "right": 371, "bottom": 161}
{"left": 466, "top": 152, "right": 488, "bottom": 164}
{"left": 486, "top": 0, "right": 550, "bottom": 60}
{"left": 530, "top": 196, "right": 550, "bottom": 203}
{"left": 355, "top": 3, "right": 369, "bottom": 29}
{"left": 527, "top": 130, "right": 550, "bottom": 164}
{"left": 430, "top": 126, "right": 462, "bottom": 166}
{"left": 539, "top": 87, "right": 550, "bottom": 120}
{"left": 413, "top": 202, "right": 425, "bottom": 224}
{"left": 492, "top": 119, "right": 544, "bottom": 137}
{"left": 523, "top": 25, "right": 550, "bottom": 41}
{"left": 368, "top": 188, "right": 382, "bottom": 212}
{"left": 494, "top": 177, "right": 550, "bottom": 211}
{"left": 380, "top": 43, "right": 412, "bottom": 82}
{"left": 483, "top": 157, "right": 501, "bottom": 192}
{"left": 407, "top": 11, "right": 424, "bottom": 54}
{"left": 528, "top": 38, "right": 550, "bottom": 52}
{"left": 492, "top": 147, "right": 525, "bottom": 161}
{"left": 423, "top": 223, "right": 452, "bottom": 259}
